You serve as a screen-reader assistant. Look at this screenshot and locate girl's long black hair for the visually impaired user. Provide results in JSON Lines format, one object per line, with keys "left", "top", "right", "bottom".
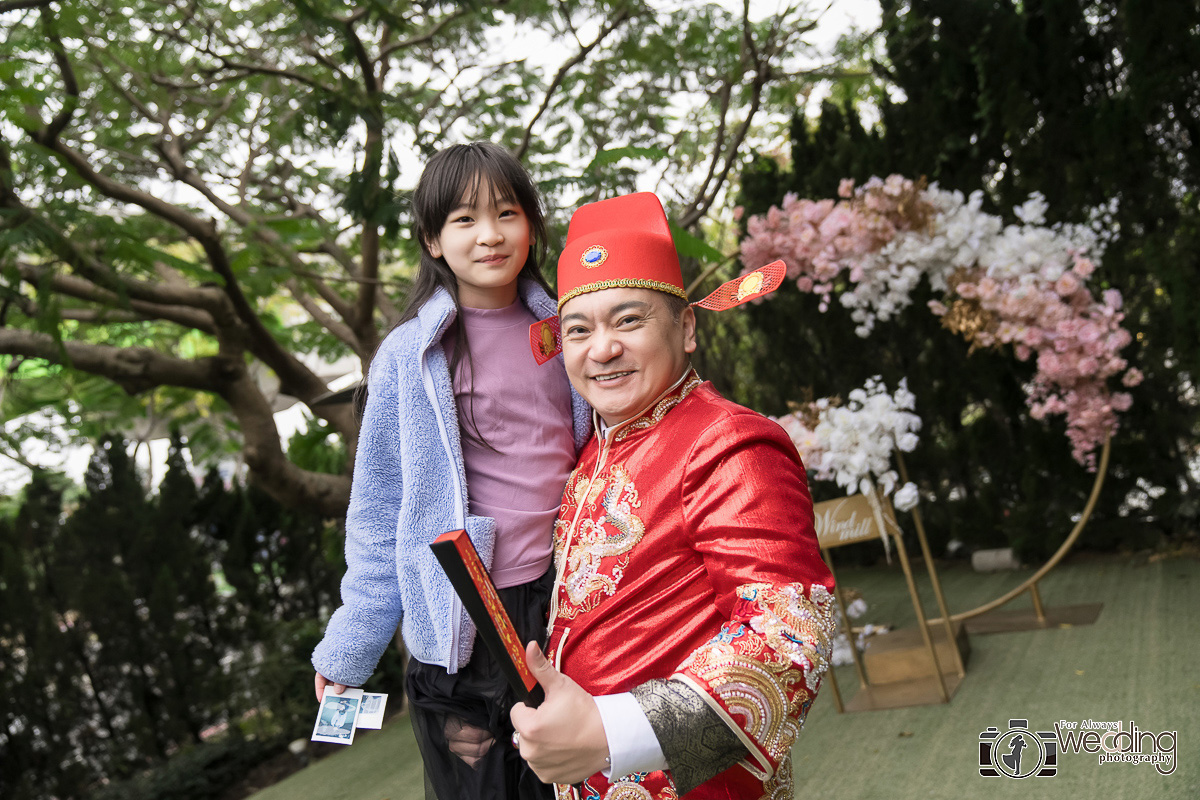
{"left": 380, "top": 142, "right": 553, "bottom": 445}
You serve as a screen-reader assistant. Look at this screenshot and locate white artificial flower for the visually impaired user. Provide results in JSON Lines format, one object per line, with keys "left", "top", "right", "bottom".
{"left": 893, "top": 482, "right": 920, "bottom": 511}
{"left": 790, "top": 378, "right": 926, "bottom": 507}
{"left": 1014, "top": 192, "right": 1048, "bottom": 225}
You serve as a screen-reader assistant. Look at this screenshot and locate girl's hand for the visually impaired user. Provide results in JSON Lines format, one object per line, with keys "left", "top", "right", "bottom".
{"left": 314, "top": 672, "right": 349, "bottom": 703}
{"left": 445, "top": 717, "right": 495, "bottom": 767}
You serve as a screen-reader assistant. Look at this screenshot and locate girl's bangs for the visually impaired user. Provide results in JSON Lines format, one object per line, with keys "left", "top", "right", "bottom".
{"left": 453, "top": 162, "right": 520, "bottom": 210}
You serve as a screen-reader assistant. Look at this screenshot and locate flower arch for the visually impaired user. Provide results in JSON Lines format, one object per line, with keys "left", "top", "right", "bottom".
{"left": 738, "top": 176, "right": 1142, "bottom": 471}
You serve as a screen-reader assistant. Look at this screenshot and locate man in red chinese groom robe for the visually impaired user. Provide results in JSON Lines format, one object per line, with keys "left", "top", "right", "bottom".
{"left": 510, "top": 192, "right": 836, "bottom": 800}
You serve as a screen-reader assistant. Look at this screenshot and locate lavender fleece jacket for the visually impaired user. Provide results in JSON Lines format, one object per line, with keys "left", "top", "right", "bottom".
{"left": 312, "top": 280, "right": 591, "bottom": 686}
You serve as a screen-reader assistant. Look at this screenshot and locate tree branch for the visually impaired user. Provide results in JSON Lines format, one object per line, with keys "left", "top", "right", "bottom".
{"left": 0, "top": 327, "right": 352, "bottom": 515}
{"left": 0, "top": 166, "right": 237, "bottom": 323}
{"left": 0, "top": 177, "right": 237, "bottom": 325}
{"left": 210, "top": 60, "right": 336, "bottom": 93}
{"left": 684, "top": 254, "right": 736, "bottom": 297}
{"left": 378, "top": 9, "right": 465, "bottom": 58}
{"left": 515, "top": 7, "right": 633, "bottom": 160}
{"left": 38, "top": 3, "right": 80, "bottom": 142}
{"left": 0, "top": 328, "right": 235, "bottom": 394}
{"left": 57, "top": 308, "right": 144, "bottom": 323}
{"left": 285, "top": 278, "right": 363, "bottom": 356}
{"left": 0, "top": 0, "right": 50, "bottom": 11}
{"left": 0, "top": 429, "right": 43, "bottom": 473}
{"left": 678, "top": 7, "right": 772, "bottom": 229}
{"left": 344, "top": 16, "right": 377, "bottom": 95}
{"left": 15, "top": 262, "right": 219, "bottom": 334}
{"left": 157, "top": 150, "right": 364, "bottom": 344}
{"left": 28, "top": 135, "right": 353, "bottom": 421}
{"left": 87, "top": 49, "right": 161, "bottom": 122}
{"left": 680, "top": 81, "right": 734, "bottom": 227}
{"left": 298, "top": 39, "right": 355, "bottom": 86}
{"left": 160, "top": 24, "right": 340, "bottom": 95}
{"left": 221, "top": 355, "right": 352, "bottom": 517}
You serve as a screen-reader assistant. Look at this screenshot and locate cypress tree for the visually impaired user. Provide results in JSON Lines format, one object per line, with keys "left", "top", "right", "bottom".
{"left": 731, "top": 0, "right": 1199, "bottom": 557}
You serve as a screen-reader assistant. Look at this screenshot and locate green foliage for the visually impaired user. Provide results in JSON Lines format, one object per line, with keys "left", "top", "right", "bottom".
{"left": 0, "top": 436, "right": 382, "bottom": 800}
{"left": 731, "top": 0, "right": 1199, "bottom": 560}
{"left": 669, "top": 222, "right": 727, "bottom": 266}
{"left": 286, "top": 416, "right": 349, "bottom": 476}
{"left": 88, "top": 735, "right": 284, "bottom": 800}
{"left": 1, "top": 0, "right": 832, "bottom": 515}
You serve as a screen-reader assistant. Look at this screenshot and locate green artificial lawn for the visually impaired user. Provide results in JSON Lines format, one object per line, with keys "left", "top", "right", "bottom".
{"left": 248, "top": 712, "right": 425, "bottom": 800}
{"left": 251, "top": 552, "right": 1199, "bottom": 800}
{"left": 792, "top": 551, "right": 1199, "bottom": 798}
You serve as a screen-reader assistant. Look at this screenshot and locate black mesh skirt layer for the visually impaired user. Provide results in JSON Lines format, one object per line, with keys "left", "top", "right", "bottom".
{"left": 406, "top": 566, "right": 556, "bottom": 800}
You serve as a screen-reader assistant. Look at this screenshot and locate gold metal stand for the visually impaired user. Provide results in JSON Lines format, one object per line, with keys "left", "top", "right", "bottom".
{"left": 820, "top": 482, "right": 966, "bottom": 713}
{"left": 918, "top": 435, "right": 1111, "bottom": 634}
{"left": 823, "top": 434, "right": 1110, "bottom": 711}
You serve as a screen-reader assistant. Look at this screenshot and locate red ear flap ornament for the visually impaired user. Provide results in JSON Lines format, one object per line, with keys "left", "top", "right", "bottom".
{"left": 529, "top": 316, "right": 562, "bottom": 365}
{"left": 691, "top": 260, "right": 786, "bottom": 310}
{"left": 528, "top": 260, "right": 785, "bottom": 363}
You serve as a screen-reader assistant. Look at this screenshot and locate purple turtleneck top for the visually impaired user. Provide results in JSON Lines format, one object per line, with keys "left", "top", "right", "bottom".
{"left": 444, "top": 300, "right": 576, "bottom": 588}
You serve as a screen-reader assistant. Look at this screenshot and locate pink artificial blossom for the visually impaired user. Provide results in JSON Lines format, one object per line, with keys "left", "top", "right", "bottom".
{"left": 1054, "top": 272, "right": 1081, "bottom": 296}
{"left": 739, "top": 175, "right": 1142, "bottom": 468}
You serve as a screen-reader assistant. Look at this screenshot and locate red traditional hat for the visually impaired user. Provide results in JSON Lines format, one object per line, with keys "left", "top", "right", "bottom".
{"left": 556, "top": 192, "right": 686, "bottom": 312}
{"left": 528, "top": 191, "right": 785, "bottom": 364}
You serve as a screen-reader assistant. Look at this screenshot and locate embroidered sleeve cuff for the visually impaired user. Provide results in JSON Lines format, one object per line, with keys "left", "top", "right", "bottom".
{"left": 593, "top": 692, "right": 667, "bottom": 778}
{"left": 674, "top": 582, "right": 837, "bottom": 777}
{"left": 630, "top": 678, "right": 748, "bottom": 794}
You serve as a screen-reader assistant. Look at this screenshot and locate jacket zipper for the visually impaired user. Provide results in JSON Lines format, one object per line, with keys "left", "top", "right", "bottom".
{"left": 422, "top": 325, "right": 468, "bottom": 672}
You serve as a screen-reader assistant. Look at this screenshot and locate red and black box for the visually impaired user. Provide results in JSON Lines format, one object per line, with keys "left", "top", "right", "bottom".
{"left": 430, "top": 529, "right": 544, "bottom": 707}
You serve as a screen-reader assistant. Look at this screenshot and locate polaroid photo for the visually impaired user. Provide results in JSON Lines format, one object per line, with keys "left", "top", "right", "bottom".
{"left": 311, "top": 687, "right": 364, "bottom": 745}
{"left": 355, "top": 692, "right": 388, "bottom": 729}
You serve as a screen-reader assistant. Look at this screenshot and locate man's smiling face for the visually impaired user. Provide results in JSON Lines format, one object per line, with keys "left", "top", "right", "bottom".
{"left": 559, "top": 287, "right": 696, "bottom": 426}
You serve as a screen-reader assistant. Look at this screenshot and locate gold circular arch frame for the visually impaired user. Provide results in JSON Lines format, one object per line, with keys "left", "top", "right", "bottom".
{"left": 915, "top": 434, "right": 1112, "bottom": 626}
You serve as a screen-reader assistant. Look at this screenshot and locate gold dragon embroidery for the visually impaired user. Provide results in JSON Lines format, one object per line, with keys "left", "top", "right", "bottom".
{"left": 554, "top": 464, "right": 644, "bottom": 618}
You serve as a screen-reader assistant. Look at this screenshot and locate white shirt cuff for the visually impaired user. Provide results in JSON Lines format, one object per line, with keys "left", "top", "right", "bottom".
{"left": 593, "top": 692, "right": 668, "bottom": 778}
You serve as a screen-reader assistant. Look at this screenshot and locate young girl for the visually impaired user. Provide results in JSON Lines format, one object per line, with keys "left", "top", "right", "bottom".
{"left": 312, "top": 142, "right": 590, "bottom": 800}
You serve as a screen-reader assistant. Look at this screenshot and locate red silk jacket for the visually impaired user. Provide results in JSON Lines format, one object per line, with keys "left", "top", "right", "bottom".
{"left": 545, "top": 370, "right": 836, "bottom": 800}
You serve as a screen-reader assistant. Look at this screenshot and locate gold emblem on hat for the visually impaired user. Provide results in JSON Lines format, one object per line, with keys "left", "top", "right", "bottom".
{"left": 580, "top": 245, "right": 608, "bottom": 269}
{"left": 735, "top": 271, "right": 764, "bottom": 301}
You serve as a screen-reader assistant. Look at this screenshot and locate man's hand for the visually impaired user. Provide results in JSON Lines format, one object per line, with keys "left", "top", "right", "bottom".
{"left": 314, "top": 672, "right": 349, "bottom": 703}
{"left": 510, "top": 641, "right": 610, "bottom": 784}
{"left": 445, "top": 717, "right": 495, "bottom": 768}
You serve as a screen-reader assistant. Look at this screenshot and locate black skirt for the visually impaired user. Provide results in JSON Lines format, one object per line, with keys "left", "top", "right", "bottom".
{"left": 406, "top": 565, "right": 556, "bottom": 800}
